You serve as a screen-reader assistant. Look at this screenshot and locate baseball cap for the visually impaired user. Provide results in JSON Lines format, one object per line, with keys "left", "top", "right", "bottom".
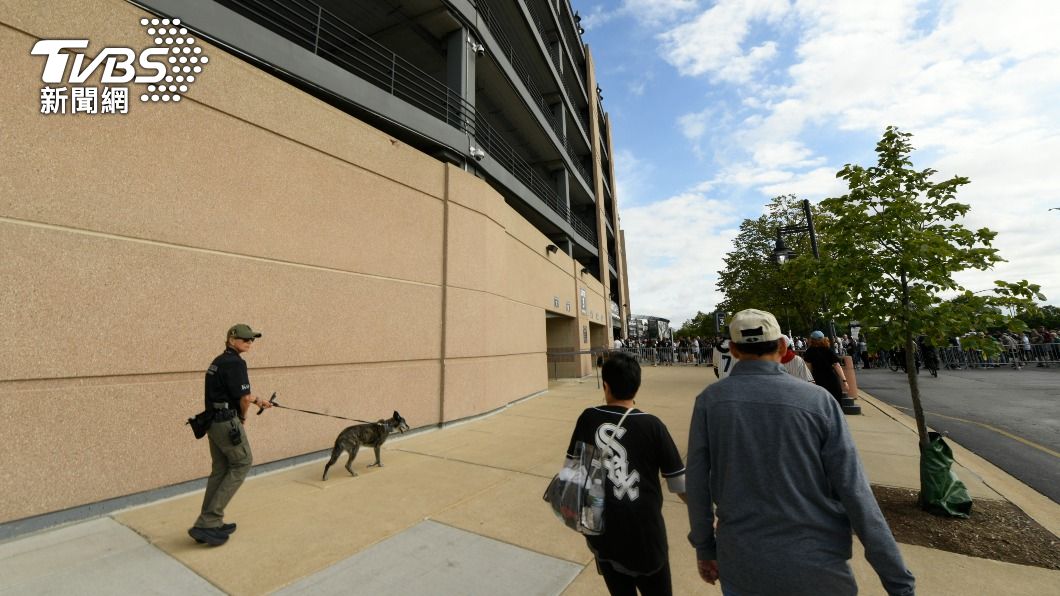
{"left": 729, "top": 309, "right": 782, "bottom": 344}
{"left": 810, "top": 330, "right": 825, "bottom": 340}
{"left": 227, "top": 323, "right": 262, "bottom": 340}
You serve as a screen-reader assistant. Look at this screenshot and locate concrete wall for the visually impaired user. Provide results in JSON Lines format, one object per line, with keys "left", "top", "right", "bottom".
{"left": 0, "top": 0, "right": 592, "bottom": 524}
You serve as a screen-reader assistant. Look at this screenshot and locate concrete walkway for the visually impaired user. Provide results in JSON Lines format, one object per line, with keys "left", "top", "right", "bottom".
{"left": 1, "top": 366, "right": 1057, "bottom": 595}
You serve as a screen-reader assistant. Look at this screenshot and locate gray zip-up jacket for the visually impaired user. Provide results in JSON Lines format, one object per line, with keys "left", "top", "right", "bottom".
{"left": 687, "top": 359, "right": 915, "bottom": 596}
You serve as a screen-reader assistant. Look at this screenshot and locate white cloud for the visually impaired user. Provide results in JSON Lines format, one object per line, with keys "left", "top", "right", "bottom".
{"left": 613, "top": 149, "right": 655, "bottom": 207}
{"left": 623, "top": 193, "right": 741, "bottom": 324}
{"left": 614, "top": 0, "right": 1060, "bottom": 314}
{"left": 583, "top": 0, "right": 701, "bottom": 30}
{"left": 751, "top": 140, "right": 823, "bottom": 169}
{"left": 677, "top": 108, "right": 713, "bottom": 141}
{"left": 658, "top": 0, "right": 790, "bottom": 82}
{"left": 620, "top": 0, "right": 701, "bottom": 27}
{"left": 758, "top": 166, "right": 846, "bottom": 200}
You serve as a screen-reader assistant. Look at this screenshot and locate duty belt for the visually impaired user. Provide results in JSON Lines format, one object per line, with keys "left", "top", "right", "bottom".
{"left": 211, "top": 402, "right": 229, "bottom": 409}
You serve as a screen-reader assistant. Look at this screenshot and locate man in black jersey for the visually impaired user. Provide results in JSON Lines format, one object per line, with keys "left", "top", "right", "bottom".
{"left": 188, "top": 323, "right": 271, "bottom": 546}
{"left": 565, "top": 351, "right": 687, "bottom": 595}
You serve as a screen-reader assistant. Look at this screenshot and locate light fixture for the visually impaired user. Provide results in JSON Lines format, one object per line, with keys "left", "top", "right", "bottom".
{"left": 772, "top": 233, "right": 795, "bottom": 264}
{"left": 580, "top": 267, "right": 590, "bottom": 275}
{"left": 546, "top": 244, "right": 559, "bottom": 254}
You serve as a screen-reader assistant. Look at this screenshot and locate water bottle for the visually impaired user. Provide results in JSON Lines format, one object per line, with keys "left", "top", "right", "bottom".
{"left": 586, "top": 478, "right": 605, "bottom": 533}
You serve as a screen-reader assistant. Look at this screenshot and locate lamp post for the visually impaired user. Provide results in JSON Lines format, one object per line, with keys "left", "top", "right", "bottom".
{"left": 771, "top": 200, "right": 858, "bottom": 415}
{"left": 772, "top": 199, "right": 830, "bottom": 337}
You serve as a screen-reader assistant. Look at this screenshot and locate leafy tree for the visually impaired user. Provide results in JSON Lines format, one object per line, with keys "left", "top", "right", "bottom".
{"left": 675, "top": 311, "right": 715, "bottom": 339}
{"left": 818, "top": 127, "right": 1043, "bottom": 452}
{"left": 716, "top": 195, "right": 830, "bottom": 335}
{"left": 1016, "top": 304, "right": 1060, "bottom": 330}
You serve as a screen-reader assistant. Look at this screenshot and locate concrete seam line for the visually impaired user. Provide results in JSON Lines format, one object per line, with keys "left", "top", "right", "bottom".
{"left": 0, "top": 216, "right": 439, "bottom": 287}
{"left": 426, "top": 519, "right": 594, "bottom": 567}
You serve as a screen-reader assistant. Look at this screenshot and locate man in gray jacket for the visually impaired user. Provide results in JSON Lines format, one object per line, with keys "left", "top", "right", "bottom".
{"left": 686, "top": 308, "right": 915, "bottom": 595}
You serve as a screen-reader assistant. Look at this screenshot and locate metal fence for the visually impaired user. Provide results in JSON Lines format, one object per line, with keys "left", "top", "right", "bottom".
{"left": 873, "top": 344, "right": 1059, "bottom": 371}
{"left": 617, "top": 346, "right": 712, "bottom": 366}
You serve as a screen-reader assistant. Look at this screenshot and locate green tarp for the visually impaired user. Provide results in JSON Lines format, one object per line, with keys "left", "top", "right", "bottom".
{"left": 919, "top": 431, "right": 973, "bottom": 518}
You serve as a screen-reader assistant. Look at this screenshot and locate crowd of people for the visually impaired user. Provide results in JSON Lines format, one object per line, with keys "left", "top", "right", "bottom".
{"left": 612, "top": 324, "right": 1060, "bottom": 374}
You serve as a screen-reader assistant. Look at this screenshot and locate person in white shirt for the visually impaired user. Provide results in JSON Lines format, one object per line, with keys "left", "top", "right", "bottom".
{"left": 779, "top": 335, "right": 814, "bottom": 382}
{"left": 614, "top": 338, "right": 625, "bottom": 349}
{"left": 712, "top": 338, "right": 733, "bottom": 380}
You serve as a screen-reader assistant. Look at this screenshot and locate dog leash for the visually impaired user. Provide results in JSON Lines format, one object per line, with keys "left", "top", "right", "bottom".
{"left": 257, "top": 393, "right": 373, "bottom": 424}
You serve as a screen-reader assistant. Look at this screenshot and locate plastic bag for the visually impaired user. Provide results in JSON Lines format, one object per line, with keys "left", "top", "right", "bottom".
{"left": 919, "top": 431, "right": 972, "bottom": 518}
{"left": 543, "top": 441, "right": 608, "bottom": 535}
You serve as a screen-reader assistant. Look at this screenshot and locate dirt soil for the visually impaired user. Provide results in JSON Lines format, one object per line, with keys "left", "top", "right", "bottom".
{"left": 872, "top": 485, "right": 1059, "bottom": 570}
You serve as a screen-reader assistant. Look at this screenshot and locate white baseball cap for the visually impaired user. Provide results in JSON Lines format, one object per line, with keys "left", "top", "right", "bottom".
{"left": 729, "top": 309, "right": 782, "bottom": 344}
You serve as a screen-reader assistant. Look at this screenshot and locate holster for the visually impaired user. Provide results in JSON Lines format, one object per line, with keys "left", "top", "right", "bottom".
{"left": 186, "top": 410, "right": 215, "bottom": 439}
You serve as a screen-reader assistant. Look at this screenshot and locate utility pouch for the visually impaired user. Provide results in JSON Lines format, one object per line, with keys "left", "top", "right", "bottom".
{"left": 186, "top": 410, "right": 214, "bottom": 440}
{"left": 228, "top": 425, "right": 242, "bottom": 446}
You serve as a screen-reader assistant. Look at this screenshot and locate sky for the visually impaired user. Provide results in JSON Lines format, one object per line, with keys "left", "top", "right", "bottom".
{"left": 576, "top": 0, "right": 1060, "bottom": 328}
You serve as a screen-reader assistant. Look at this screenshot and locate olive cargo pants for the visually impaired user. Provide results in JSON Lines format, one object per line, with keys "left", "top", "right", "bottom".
{"left": 194, "top": 417, "right": 252, "bottom": 529}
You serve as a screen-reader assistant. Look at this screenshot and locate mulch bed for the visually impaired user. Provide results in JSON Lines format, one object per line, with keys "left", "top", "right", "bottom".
{"left": 872, "top": 485, "right": 1060, "bottom": 570}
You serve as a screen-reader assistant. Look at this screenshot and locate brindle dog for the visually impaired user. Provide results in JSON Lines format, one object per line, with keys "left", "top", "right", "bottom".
{"left": 322, "top": 411, "right": 409, "bottom": 480}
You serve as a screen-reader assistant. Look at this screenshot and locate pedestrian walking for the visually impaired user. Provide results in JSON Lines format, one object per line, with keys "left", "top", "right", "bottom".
{"left": 803, "top": 330, "right": 849, "bottom": 403}
{"left": 686, "top": 309, "right": 915, "bottom": 595}
{"left": 188, "top": 324, "right": 272, "bottom": 546}
{"left": 779, "top": 335, "right": 813, "bottom": 382}
{"left": 563, "top": 352, "right": 686, "bottom": 595}
{"left": 712, "top": 336, "right": 734, "bottom": 380}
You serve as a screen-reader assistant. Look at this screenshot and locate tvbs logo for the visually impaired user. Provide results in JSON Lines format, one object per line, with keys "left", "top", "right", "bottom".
{"left": 32, "top": 40, "right": 168, "bottom": 84}
{"left": 32, "top": 17, "right": 208, "bottom": 114}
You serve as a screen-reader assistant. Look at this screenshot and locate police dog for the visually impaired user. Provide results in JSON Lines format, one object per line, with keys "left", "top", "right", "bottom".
{"left": 322, "top": 411, "right": 409, "bottom": 480}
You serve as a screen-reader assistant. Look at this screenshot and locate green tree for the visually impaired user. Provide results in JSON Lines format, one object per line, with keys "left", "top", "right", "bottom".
{"left": 675, "top": 311, "right": 714, "bottom": 339}
{"left": 1016, "top": 304, "right": 1060, "bottom": 330}
{"left": 818, "top": 127, "right": 1043, "bottom": 453}
{"left": 716, "top": 195, "right": 829, "bottom": 335}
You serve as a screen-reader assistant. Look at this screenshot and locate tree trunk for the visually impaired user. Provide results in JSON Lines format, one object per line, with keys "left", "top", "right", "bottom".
{"left": 901, "top": 270, "right": 930, "bottom": 450}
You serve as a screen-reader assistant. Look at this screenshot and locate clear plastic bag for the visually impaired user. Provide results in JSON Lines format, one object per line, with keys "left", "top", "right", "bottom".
{"left": 543, "top": 441, "right": 608, "bottom": 535}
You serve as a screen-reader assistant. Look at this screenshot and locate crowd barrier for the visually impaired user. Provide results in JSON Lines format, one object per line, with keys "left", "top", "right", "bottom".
{"left": 871, "top": 344, "right": 1058, "bottom": 371}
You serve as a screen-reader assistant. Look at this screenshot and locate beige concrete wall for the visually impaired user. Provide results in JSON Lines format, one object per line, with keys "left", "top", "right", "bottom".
{"left": 0, "top": 0, "right": 590, "bottom": 524}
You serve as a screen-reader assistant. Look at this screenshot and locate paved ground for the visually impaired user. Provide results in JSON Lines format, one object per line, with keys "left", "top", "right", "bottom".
{"left": 856, "top": 366, "right": 1060, "bottom": 503}
{"left": 1, "top": 366, "right": 1058, "bottom": 595}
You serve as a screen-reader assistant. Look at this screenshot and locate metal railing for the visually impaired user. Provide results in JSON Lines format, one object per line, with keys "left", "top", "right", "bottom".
{"left": 476, "top": 0, "right": 593, "bottom": 186}
{"left": 216, "top": 0, "right": 597, "bottom": 246}
{"left": 615, "top": 346, "right": 712, "bottom": 366}
{"left": 520, "top": 0, "right": 591, "bottom": 137}
{"left": 872, "top": 345, "right": 1059, "bottom": 371}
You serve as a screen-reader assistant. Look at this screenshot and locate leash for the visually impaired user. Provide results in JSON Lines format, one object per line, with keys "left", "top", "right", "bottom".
{"left": 257, "top": 393, "right": 374, "bottom": 424}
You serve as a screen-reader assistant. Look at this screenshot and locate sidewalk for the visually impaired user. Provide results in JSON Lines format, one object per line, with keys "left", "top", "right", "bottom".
{"left": 2, "top": 366, "right": 1057, "bottom": 595}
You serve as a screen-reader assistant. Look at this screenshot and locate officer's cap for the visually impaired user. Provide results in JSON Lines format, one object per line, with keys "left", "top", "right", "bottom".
{"left": 227, "top": 323, "right": 262, "bottom": 340}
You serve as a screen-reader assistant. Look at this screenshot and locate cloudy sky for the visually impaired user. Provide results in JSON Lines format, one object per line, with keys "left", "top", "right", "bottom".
{"left": 578, "top": 0, "right": 1060, "bottom": 328}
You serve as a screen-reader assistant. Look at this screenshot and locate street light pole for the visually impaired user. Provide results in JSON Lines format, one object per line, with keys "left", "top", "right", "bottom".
{"left": 771, "top": 200, "right": 857, "bottom": 414}
{"left": 802, "top": 198, "right": 820, "bottom": 260}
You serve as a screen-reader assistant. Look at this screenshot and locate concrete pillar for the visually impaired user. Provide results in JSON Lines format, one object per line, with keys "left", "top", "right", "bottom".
{"left": 554, "top": 168, "right": 571, "bottom": 216}
{"left": 445, "top": 28, "right": 475, "bottom": 129}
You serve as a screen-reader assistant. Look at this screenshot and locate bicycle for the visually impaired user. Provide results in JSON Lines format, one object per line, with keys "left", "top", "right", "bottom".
{"left": 921, "top": 347, "right": 939, "bottom": 377}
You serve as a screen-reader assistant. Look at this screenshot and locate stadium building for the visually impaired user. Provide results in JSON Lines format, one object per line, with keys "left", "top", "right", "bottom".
{"left": 1, "top": 0, "right": 629, "bottom": 529}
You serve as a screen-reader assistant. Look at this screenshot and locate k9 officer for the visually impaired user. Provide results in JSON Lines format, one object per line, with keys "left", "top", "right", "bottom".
{"left": 188, "top": 324, "right": 272, "bottom": 546}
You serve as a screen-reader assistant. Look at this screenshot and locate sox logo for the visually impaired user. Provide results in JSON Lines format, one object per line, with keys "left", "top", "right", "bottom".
{"left": 596, "top": 423, "right": 641, "bottom": 501}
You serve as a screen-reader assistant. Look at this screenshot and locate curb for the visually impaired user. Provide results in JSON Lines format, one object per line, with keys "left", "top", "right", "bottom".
{"left": 856, "top": 390, "right": 1060, "bottom": 538}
